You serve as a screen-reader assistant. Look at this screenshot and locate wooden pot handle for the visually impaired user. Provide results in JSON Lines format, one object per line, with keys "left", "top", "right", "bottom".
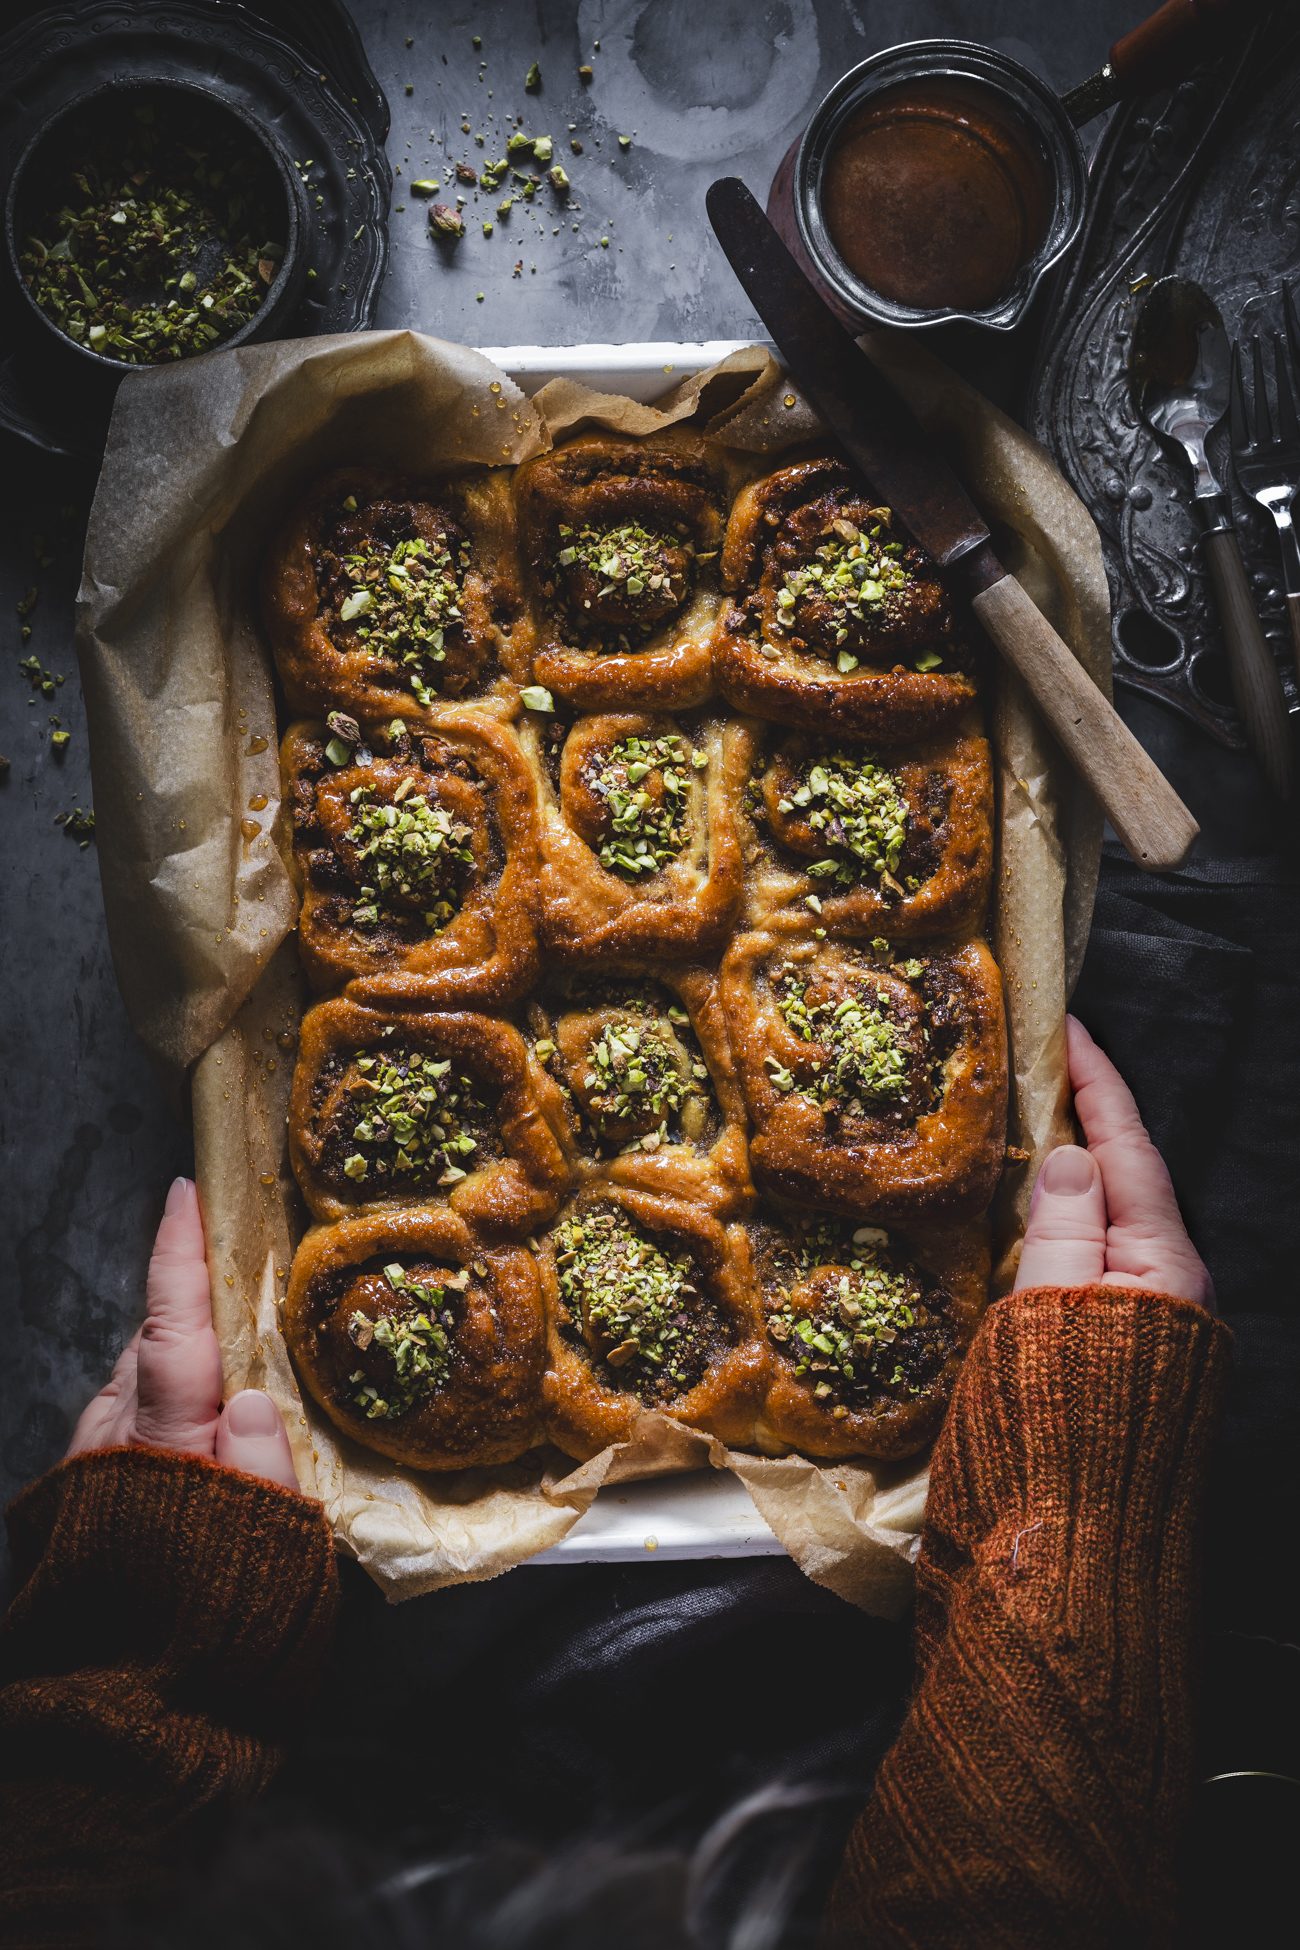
{"left": 1286, "top": 592, "right": 1300, "bottom": 684}
{"left": 1109, "top": 0, "right": 1252, "bottom": 100}
{"left": 970, "top": 571, "right": 1199, "bottom": 871}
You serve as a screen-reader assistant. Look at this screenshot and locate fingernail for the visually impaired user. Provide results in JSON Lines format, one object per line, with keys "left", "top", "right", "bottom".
{"left": 224, "top": 1389, "right": 281, "bottom": 1436}
{"left": 165, "top": 1176, "right": 193, "bottom": 1215}
{"left": 1041, "top": 1145, "right": 1097, "bottom": 1196}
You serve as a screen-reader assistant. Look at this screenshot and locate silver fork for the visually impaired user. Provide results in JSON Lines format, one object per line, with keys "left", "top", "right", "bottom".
{"left": 1230, "top": 284, "right": 1300, "bottom": 680}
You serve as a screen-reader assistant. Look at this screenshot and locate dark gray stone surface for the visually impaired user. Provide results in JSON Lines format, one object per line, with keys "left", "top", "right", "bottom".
{"left": 0, "top": 0, "right": 1142, "bottom": 1526}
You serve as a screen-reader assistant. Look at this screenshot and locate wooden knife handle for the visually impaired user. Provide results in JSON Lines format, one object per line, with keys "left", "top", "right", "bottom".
{"left": 1202, "top": 526, "right": 1294, "bottom": 803}
{"left": 970, "top": 571, "right": 1199, "bottom": 871}
{"left": 1109, "top": 0, "right": 1249, "bottom": 100}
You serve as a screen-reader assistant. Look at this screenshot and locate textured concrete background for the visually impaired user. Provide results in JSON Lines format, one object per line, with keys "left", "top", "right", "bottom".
{"left": 0, "top": 0, "right": 1139, "bottom": 1526}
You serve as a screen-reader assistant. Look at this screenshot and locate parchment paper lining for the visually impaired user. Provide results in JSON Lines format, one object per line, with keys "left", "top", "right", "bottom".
{"left": 77, "top": 330, "right": 1109, "bottom": 1615}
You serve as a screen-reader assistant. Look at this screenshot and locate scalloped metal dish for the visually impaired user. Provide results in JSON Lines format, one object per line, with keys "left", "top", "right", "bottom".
{"left": 0, "top": 0, "right": 391, "bottom": 458}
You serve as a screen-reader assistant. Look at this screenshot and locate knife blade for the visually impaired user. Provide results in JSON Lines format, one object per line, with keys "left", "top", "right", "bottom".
{"left": 705, "top": 176, "right": 1200, "bottom": 871}
{"left": 705, "top": 177, "right": 993, "bottom": 576}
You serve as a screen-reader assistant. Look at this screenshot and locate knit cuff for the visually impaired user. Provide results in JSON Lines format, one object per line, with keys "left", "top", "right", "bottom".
{"left": 920, "top": 1284, "right": 1231, "bottom": 1630}
{"left": 3, "top": 1447, "right": 338, "bottom": 1719}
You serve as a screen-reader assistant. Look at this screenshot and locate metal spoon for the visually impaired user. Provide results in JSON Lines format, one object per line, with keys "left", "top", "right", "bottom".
{"left": 1131, "top": 275, "right": 1292, "bottom": 802}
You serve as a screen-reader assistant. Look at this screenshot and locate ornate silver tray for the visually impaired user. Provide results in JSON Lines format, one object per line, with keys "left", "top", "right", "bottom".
{"left": 1026, "top": 8, "right": 1300, "bottom": 746}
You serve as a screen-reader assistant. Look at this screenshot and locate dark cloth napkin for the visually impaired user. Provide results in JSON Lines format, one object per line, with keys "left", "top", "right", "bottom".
{"left": 1073, "top": 843, "right": 1300, "bottom": 1643}
{"left": 1073, "top": 845, "right": 1300, "bottom": 1316}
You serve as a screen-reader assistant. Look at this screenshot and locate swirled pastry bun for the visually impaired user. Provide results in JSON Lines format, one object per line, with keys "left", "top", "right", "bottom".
{"left": 285, "top": 1209, "right": 545, "bottom": 1470}
{"left": 521, "top": 705, "right": 750, "bottom": 960}
{"left": 524, "top": 967, "right": 752, "bottom": 1217}
{"left": 538, "top": 1185, "right": 765, "bottom": 1459}
{"left": 289, "top": 997, "right": 571, "bottom": 1233}
{"left": 713, "top": 455, "right": 977, "bottom": 740}
{"left": 261, "top": 467, "right": 528, "bottom": 720}
{"left": 744, "top": 1204, "right": 988, "bottom": 1460}
{"left": 740, "top": 718, "right": 993, "bottom": 939}
{"left": 282, "top": 713, "right": 539, "bottom": 1006}
{"left": 720, "top": 927, "right": 1007, "bottom": 1223}
{"left": 515, "top": 432, "right": 726, "bottom": 710}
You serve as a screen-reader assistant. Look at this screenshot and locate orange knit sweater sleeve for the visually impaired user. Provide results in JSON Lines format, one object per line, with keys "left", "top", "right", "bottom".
{"left": 0, "top": 1446, "right": 338, "bottom": 1949}
{"left": 826, "top": 1283, "right": 1232, "bottom": 1949}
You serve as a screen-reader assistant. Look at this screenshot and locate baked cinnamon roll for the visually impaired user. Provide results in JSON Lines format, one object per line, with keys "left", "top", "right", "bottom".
{"left": 523, "top": 969, "right": 751, "bottom": 1216}
{"left": 261, "top": 467, "right": 527, "bottom": 719}
{"left": 284, "top": 1209, "right": 545, "bottom": 1470}
{"left": 740, "top": 720, "right": 993, "bottom": 938}
{"left": 745, "top": 1205, "right": 987, "bottom": 1460}
{"left": 521, "top": 705, "right": 749, "bottom": 959}
{"left": 289, "top": 997, "right": 571, "bottom": 1233}
{"left": 514, "top": 433, "right": 726, "bottom": 710}
{"left": 720, "top": 928, "right": 1007, "bottom": 1222}
{"left": 713, "top": 456, "right": 977, "bottom": 739}
{"left": 282, "top": 713, "right": 539, "bottom": 1005}
{"left": 539, "top": 1185, "right": 764, "bottom": 1459}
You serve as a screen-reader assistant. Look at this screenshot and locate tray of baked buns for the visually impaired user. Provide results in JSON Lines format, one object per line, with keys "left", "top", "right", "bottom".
{"left": 75, "top": 334, "right": 1109, "bottom": 1605}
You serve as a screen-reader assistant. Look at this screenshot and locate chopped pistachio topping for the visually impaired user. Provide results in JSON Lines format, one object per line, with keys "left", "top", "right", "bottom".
{"left": 556, "top": 520, "right": 689, "bottom": 604}
{"left": 779, "top": 754, "right": 908, "bottom": 886}
{"left": 344, "top": 785, "right": 474, "bottom": 929}
{"left": 339, "top": 1048, "right": 481, "bottom": 1187}
{"left": 338, "top": 532, "right": 468, "bottom": 705}
{"left": 19, "top": 107, "right": 281, "bottom": 364}
{"left": 346, "top": 1265, "right": 456, "bottom": 1419}
{"left": 776, "top": 517, "right": 909, "bottom": 646}
{"left": 776, "top": 972, "right": 912, "bottom": 1111}
{"left": 553, "top": 1208, "right": 698, "bottom": 1386}
{"left": 768, "top": 1224, "right": 925, "bottom": 1402}
{"left": 584, "top": 1018, "right": 699, "bottom": 1133}
{"left": 589, "top": 733, "right": 693, "bottom": 876}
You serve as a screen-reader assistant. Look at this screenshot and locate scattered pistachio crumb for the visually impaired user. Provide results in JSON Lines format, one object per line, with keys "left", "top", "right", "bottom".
{"left": 55, "top": 806, "right": 95, "bottom": 847}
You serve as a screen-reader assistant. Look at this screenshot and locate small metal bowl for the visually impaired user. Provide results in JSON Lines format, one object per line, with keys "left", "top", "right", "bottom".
{"left": 793, "top": 39, "right": 1088, "bottom": 333}
{"left": 3, "top": 75, "right": 309, "bottom": 386}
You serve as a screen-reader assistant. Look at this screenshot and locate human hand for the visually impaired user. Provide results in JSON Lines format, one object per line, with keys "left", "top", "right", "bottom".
{"left": 68, "top": 1176, "right": 300, "bottom": 1488}
{"left": 1014, "top": 1017, "right": 1214, "bottom": 1309}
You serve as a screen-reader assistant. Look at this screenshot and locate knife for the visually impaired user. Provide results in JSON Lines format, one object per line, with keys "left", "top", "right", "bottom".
{"left": 706, "top": 176, "right": 1199, "bottom": 872}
